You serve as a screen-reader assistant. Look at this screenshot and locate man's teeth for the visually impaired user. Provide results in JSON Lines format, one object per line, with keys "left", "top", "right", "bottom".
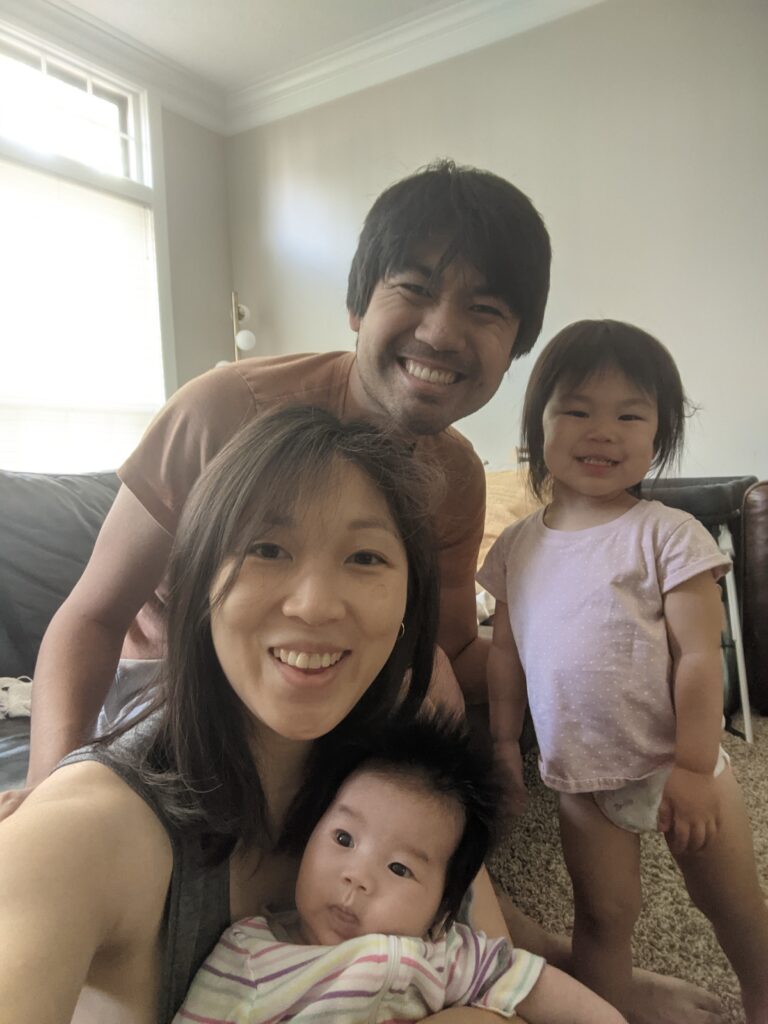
{"left": 274, "top": 649, "right": 343, "bottom": 670}
{"left": 404, "top": 360, "right": 457, "bottom": 385}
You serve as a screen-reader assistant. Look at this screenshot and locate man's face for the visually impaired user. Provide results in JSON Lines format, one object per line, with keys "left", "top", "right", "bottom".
{"left": 349, "top": 247, "right": 521, "bottom": 436}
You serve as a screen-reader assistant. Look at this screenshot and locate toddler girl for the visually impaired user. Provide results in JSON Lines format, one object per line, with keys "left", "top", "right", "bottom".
{"left": 478, "top": 319, "right": 768, "bottom": 1021}
{"left": 174, "top": 711, "right": 625, "bottom": 1023}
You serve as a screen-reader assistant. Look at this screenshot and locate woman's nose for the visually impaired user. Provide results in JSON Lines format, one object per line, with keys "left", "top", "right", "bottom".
{"left": 281, "top": 567, "right": 345, "bottom": 624}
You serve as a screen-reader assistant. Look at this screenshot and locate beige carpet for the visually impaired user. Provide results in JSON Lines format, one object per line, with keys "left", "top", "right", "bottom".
{"left": 488, "top": 713, "right": 768, "bottom": 1023}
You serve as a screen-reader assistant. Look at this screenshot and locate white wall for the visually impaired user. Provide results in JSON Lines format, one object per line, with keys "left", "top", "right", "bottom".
{"left": 162, "top": 109, "right": 233, "bottom": 384}
{"left": 226, "top": 0, "right": 768, "bottom": 479}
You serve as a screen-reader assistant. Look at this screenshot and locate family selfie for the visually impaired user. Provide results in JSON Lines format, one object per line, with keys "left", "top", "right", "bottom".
{"left": 0, "top": 1, "right": 766, "bottom": 1023}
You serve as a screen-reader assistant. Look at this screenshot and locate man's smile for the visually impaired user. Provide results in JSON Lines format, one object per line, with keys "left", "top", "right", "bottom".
{"left": 402, "top": 358, "right": 460, "bottom": 386}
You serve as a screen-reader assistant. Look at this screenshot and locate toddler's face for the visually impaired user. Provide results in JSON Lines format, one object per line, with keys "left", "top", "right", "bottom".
{"left": 295, "top": 769, "right": 463, "bottom": 945}
{"left": 542, "top": 368, "right": 658, "bottom": 502}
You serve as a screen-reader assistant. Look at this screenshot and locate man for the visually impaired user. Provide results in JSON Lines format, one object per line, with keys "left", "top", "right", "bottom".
{"left": 5, "top": 159, "right": 719, "bottom": 1024}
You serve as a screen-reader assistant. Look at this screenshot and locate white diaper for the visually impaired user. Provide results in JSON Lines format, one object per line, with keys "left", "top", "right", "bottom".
{"left": 593, "top": 748, "right": 730, "bottom": 834}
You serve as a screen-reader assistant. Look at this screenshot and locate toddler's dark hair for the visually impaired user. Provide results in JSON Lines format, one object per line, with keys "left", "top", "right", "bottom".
{"left": 280, "top": 707, "right": 501, "bottom": 928}
{"left": 521, "top": 319, "right": 690, "bottom": 500}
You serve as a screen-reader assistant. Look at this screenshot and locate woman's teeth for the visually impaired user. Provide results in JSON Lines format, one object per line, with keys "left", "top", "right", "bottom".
{"left": 274, "top": 649, "right": 343, "bottom": 670}
{"left": 404, "top": 360, "right": 457, "bottom": 385}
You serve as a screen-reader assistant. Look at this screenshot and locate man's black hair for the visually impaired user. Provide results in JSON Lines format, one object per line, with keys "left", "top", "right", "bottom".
{"left": 347, "top": 159, "right": 551, "bottom": 359}
{"left": 280, "top": 707, "right": 501, "bottom": 928}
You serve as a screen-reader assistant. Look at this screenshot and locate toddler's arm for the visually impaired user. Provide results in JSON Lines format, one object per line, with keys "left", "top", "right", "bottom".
{"left": 487, "top": 603, "right": 528, "bottom": 814}
{"left": 516, "top": 963, "right": 627, "bottom": 1024}
{"left": 661, "top": 570, "right": 725, "bottom": 856}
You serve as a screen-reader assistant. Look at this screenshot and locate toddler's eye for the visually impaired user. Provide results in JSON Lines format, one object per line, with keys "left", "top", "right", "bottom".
{"left": 334, "top": 829, "right": 354, "bottom": 848}
{"left": 564, "top": 410, "right": 588, "bottom": 418}
{"left": 619, "top": 414, "right": 643, "bottom": 421}
{"left": 248, "top": 542, "right": 287, "bottom": 560}
{"left": 388, "top": 862, "right": 413, "bottom": 878}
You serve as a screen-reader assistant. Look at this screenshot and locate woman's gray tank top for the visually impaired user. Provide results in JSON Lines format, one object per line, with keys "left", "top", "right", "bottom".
{"left": 58, "top": 736, "right": 230, "bottom": 1024}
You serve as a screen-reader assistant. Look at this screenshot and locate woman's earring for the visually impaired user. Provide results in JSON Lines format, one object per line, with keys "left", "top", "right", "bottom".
{"left": 398, "top": 622, "right": 405, "bottom": 639}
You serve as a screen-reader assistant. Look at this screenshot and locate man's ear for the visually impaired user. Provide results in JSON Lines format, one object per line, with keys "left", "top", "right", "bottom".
{"left": 348, "top": 309, "right": 361, "bottom": 332}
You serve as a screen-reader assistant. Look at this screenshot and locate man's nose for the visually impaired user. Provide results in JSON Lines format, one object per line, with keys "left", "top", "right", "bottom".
{"left": 281, "top": 567, "right": 345, "bottom": 624}
{"left": 413, "top": 296, "right": 465, "bottom": 351}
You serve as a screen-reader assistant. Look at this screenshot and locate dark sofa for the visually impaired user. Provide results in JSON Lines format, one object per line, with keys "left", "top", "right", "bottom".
{"left": 1, "top": 469, "right": 767, "bottom": 792}
{"left": 0, "top": 470, "right": 120, "bottom": 789}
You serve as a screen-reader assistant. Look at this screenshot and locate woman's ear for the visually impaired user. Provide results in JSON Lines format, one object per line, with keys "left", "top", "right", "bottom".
{"left": 348, "top": 309, "right": 362, "bottom": 332}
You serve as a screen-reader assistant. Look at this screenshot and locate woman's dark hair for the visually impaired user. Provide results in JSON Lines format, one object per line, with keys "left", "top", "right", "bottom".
{"left": 522, "top": 319, "right": 690, "bottom": 501}
{"left": 281, "top": 708, "right": 501, "bottom": 929}
{"left": 347, "top": 159, "right": 551, "bottom": 359}
{"left": 104, "top": 406, "right": 440, "bottom": 857}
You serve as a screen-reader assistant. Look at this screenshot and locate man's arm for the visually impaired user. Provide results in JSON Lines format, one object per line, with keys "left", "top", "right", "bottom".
{"left": 26, "top": 485, "right": 172, "bottom": 785}
{"left": 438, "top": 581, "right": 489, "bottom": 704}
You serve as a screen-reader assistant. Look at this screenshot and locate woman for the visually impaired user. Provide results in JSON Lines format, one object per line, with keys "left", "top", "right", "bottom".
{"left": 0, "top": 406, "right": 508, "bottom": 1023}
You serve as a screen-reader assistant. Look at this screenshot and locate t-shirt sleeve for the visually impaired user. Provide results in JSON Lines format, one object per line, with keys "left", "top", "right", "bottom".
{"left": 476, "top": 532, "right": 510, "bottom": 604}
{"left": 443, "top": 925, "right": 545, "bottom": 1016}
{"left": 658, "top": 515, "right": 731, "bottom": 594}
{"left": 118, "top": 366, "right": 256, "bottom": 534}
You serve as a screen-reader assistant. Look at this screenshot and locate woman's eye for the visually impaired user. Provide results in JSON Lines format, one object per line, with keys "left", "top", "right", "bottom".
{"left": 248, "top": 542, "right": 287, "bottom": 560}
{"left": 398, "top": 281, "right": 429, "bottom": 297}
{"left": 347, "top": 550, "right": 386, "bottom": 567}
{"left": 334, "top": 829, "right": 354, "bottom": 848}
{"left": 388, "top": 862, "right": 413, "bottom": 879}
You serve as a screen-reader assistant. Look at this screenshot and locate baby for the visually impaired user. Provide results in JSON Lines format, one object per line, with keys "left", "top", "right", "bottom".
{"left": 175, "top": 712, "right": 624, "bottom": 1023}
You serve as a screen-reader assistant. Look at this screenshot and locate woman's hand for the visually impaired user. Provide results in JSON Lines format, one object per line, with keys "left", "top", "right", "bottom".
{"left": 658, "top": 765, "right": 722, "bottom": 856}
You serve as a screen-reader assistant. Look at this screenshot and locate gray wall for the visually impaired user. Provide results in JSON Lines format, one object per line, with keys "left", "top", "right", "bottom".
{"left": 162, "top": 109, "right": 233, "bottom": 383}
{"left": 224, "top": 0, "right": 768, "bottom": 478}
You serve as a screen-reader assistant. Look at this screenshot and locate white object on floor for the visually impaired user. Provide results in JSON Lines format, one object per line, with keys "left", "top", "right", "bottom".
{"left": 0, "top": 677, "right": 32, "bottom": 719}
{"left": 476, "top": 588, "right": 496, "bottom": 624}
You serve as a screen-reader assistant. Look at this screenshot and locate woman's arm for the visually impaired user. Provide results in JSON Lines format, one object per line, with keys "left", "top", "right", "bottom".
{"left": 0, "top": 760, "right": 172, "bottom": 1022}
{"left": 661, "top": 570, "right": 725, "bottom": 856}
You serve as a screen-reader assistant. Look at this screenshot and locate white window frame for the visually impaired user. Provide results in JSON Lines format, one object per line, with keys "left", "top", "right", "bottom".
{"left": 0, "top": 19, "right": 177, "bottom": 396}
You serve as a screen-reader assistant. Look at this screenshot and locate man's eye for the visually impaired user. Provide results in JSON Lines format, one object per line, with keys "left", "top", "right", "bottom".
{"left": 248, "top": 542, "right": 287, "bottom": 559}
{"left": 471, "top": 303, "right": 505, "bottom": 317}
{"left": 398, "top": 281, "right": 429, "bottom": 297}
{"left": 334, "top": 830, "right": 354, "bottom": 848}
{"left": 347, "top": 550, "right": 386, "bottom": 567}
{"left": 388, "top": 862, "right": 413, "bottom": 879}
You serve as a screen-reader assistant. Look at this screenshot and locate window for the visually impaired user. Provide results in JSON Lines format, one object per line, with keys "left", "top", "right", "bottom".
{"left": 0, "top": 25, "right": 166, "bottom": 473}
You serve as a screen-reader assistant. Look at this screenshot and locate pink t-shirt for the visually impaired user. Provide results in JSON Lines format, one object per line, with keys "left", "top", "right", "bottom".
{"left": 477, "top": 500, "right": 730, "bottom": 793}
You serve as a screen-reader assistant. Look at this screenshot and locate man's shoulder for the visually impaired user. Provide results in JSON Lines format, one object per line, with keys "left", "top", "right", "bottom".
{"left": 232, "top": 350, "right": 355, "bottom": 406}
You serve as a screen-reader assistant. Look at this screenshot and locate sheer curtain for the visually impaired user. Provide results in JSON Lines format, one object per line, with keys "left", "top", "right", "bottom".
{"left": 0, "top": 157, "right": 164, "bottom": 472}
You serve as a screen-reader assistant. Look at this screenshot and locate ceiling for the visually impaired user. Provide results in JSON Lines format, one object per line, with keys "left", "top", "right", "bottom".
{"left": 4, "top": 0, "right": 604, "bottom": 131}
{"left": 54, "top": 0, "right": 603, "bottom": 90}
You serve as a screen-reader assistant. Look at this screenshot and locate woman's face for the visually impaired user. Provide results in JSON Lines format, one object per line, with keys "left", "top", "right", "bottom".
{"left": 209, "top": 461, "right": 409, "bottom": 741}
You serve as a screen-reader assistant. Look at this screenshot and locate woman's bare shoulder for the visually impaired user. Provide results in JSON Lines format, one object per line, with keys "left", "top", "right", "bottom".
{"left": 0, "top": 759, "right": 174, "bottom": 1022}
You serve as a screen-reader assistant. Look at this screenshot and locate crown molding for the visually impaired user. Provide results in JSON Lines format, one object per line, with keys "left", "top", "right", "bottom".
{"left": 0, "top": 0, "right": 605, "bottom": 136}
{"left": 0, "top": 0, "right": 226, "bottom": 132}
{"left": 225, "top": 0, "right": 605, "bottom": 134}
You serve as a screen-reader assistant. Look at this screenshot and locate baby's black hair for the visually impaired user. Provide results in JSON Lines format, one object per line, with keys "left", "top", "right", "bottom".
{"left": 280, "top": 708, "right": 501, "bottom": 928}
{"left": 521, "top": 319, "right": 691, "bottom": 500}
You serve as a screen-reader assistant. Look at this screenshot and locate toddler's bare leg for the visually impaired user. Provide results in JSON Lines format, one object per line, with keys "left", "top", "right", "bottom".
{"left": 674, "top": 769, "right": 768, "bottom": 1024}
{"left": 558, "top": 791, "right": 642, "bottom": 1014}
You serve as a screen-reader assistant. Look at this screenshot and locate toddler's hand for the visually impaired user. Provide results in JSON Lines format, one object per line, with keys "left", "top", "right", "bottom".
{"left": 658, "top": 765, "right": 722, "bottom": 856}
{"left": 494, "top": 739, "right": 527, "bottom": 816}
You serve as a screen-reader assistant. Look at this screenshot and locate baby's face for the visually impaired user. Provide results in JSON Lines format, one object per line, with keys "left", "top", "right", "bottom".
{"left": 295, "top": 770, "right": 464, "bottom": 945}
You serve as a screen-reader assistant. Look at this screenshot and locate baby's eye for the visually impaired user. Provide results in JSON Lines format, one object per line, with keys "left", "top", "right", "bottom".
{"left": 347, "top": 550, "right": 386, "bottom": 567}
{"left": 334, "top": 829, "right": 354, "bottom": 848}
{"left": 248, "top": 542, "right": 288, "bottom": 560}
{"left": 388, "top": 862, "right": 413, "bottom": 879}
